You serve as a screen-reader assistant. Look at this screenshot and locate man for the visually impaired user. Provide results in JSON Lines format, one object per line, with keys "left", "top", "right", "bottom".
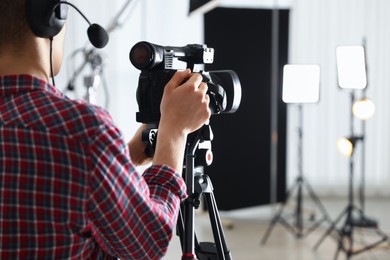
{"left": 0, "top": 0, "right": 211, "bottom": 259}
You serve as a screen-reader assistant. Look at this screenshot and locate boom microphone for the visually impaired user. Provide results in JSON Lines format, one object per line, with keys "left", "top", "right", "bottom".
{"left": 87, "top": 23, "right": 109, "bottom": 49}
{"left": 56, "top": 1, "right": 109, "bottom": 48}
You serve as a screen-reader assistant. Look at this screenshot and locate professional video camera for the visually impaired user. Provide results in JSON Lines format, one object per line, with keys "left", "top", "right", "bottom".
{"left": 129, "top": 41, "right": 241, "bottom": 124}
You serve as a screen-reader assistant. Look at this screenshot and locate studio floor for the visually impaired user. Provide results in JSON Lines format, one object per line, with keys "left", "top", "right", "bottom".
{"left": 164, "top": 197, "right": 390, "bottom": 260}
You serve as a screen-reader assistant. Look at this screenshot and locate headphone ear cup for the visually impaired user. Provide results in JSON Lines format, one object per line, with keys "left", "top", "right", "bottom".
{"left": 26, "top": 0, "right": 67, "bottom": 38}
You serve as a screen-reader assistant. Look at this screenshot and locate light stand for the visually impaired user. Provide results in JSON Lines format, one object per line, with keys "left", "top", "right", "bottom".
{"left": 262, "top": 64, "right": 332, "bottom": 243}
{"left": 314, "top": 45, "right": 388, "bottom": 259}
{"left": 353, "top": 91, "right": 376, "bottom": 219}
{"left": 358, "top": 97, "right": 367, "bottom": 215}
{"left": 349, "top": 91, "right": 378, "bottom": 228}
{"left": 262, "top": 104, "right": 332, "bottom": 242}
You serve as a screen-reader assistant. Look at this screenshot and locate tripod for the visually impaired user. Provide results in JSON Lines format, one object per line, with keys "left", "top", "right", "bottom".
{"left": 176, "top": 125, "right": 232, "bottom": 260}
{"left": 262, "top": 104, "right": 331, "bottom": 243}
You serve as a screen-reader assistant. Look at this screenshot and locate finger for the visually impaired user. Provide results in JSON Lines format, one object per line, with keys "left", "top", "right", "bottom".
{"left": 204, "top": 91, "right": 210, "bottom": 103}
{"left": 165, "top": 69, "right": 191, "bottom": 90}
{"left": 183, "top": 73, "right": 203, "bottom": 89}
{"left": 204, "top": 94, "right": 212, "bottom": 122}
{"left": 198, "top": 82, "right": 208, "bottom": 95}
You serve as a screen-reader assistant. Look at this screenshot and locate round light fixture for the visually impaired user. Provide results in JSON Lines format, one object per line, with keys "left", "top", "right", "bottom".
{"left": 352, "top": 98, "right": 375, "bottom": 120}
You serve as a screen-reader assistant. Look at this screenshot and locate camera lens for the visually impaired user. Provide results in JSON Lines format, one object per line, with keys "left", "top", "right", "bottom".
{"left": 130, "top": 42, "right": 154, "bottom": 70}
{"left": 130, "top": 41, "right": 165, "bottom": 71}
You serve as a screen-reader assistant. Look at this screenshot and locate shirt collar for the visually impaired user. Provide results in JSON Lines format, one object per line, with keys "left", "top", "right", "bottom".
{"left": 0, "top": 74, "right": 65, "bottom": 98}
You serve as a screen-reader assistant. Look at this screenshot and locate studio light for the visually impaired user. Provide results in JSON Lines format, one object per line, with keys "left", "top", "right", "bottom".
{"left": 352, "top": 98, "right": 375, "bottom": 120}
{"left": 336, "top": 45, "right": 367, "bottom": 89}
{"left": 282, "top": 64, "right": 320, "bottom": 103}
{"left": 336, "top": 136, "right": 363, "bottom": 158}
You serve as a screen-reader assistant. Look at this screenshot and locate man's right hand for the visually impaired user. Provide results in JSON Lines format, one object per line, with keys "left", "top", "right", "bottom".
{"left": 152, "top": 69, "right": 211, "bottom": 173}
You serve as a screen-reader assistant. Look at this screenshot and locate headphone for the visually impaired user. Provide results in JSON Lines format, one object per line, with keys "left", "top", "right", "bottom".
{"left": 25, "top": 0, "right": 109, "bottom": 48}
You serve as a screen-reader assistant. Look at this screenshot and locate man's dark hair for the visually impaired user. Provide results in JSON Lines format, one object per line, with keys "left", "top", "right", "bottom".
{"left": 0, "top": 0, "right": 30, "bottom": 49}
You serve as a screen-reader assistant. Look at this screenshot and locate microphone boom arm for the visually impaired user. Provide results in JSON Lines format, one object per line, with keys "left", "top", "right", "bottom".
{"left": 106, "top": 0, "right": 139, "bottom": 34}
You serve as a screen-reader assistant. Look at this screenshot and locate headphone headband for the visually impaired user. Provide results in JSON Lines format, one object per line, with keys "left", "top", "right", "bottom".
{"left": 26, "top": 0, "right": 68, "bottom": 38}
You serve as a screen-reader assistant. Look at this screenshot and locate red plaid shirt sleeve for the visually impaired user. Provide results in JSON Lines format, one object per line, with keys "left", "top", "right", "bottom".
{"left": 87, "top": 122, "right": 187, "bottom": 259}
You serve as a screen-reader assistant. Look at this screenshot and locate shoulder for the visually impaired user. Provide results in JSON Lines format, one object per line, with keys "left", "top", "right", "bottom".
{"left": 38, "top": 92, "right": 120, "bottom": 143}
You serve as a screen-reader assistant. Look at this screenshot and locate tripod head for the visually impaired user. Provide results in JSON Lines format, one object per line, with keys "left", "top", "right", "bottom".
{"left": 141, "top": 124, "right": 214, "bottom": 167}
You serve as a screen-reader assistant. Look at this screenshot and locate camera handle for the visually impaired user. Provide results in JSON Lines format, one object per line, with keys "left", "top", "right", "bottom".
{"left": 177, "top": 124, "right": 232, "bottom": 260}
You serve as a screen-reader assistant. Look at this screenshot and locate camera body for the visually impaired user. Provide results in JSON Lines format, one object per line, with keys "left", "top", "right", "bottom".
{"left": 129, "top": 41, "right": 241, "bottom": 124}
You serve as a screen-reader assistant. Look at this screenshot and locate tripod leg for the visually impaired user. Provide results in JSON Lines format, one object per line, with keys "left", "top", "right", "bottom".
{"left": 177, "top": 205, "right": 203, "bottom": 256}
{"left": 295, "top": 178, "right": 304, "bottom": 237}
{"left": 314, "top": 206, "right": 349, "bottom": 250}
{"left": 261, "top": 207, "right": 291, "bottom": 244}
{"left": 302, "top": 176, "right": 332, "bottom": 223}
{"left": 347, "top": 225, "right": 354, "bottom": 259}
{"left": 261, "top": 179, "right": 300, "bottom": 244}
{"left": 177, "top": 203, "right": 203, "bottom": 260}
{"left": 176, "top": 206, "right": 185, "bottom": 251}
{"left": 333, "top": 240, "right": 342, "bottom": 260}
{"left": 201, "top": 191, "right": 232, "bottom": 260}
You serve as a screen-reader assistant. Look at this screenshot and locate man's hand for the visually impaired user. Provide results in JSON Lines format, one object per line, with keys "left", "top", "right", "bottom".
{"left": 153, "top": 69, "right": 211, "bottom": 173}
{"left": 128, "top": 124, "right": 153, "bottom": 167}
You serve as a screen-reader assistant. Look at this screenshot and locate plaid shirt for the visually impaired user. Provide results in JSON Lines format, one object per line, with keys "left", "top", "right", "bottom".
{"left": 0, "top": 75, "right": 187, "bottom": 259}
